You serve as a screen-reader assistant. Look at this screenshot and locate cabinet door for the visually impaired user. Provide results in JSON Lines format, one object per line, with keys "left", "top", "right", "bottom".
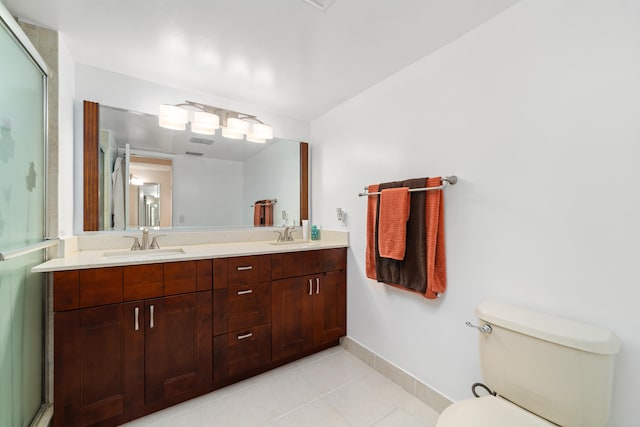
{"left": 313, "top": 270, "right": 347, "bottom": 347}
{"left": 54, "top": 304, "right": 131, "bottom": 427}
{"left": 271, "top": 277, "right": 314, "bottom": 361}
{"left": 144, "top": 291, "right": 212, "bottom": 406}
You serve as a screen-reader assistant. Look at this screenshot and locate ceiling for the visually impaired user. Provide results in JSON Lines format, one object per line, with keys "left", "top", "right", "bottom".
{"left": 5, "top": 0, "right": 519, "bottom": 120}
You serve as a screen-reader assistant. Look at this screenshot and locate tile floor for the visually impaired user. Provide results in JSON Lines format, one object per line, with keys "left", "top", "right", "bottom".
{"left": 122, "top": 346, "right": 440, "bottom": 427}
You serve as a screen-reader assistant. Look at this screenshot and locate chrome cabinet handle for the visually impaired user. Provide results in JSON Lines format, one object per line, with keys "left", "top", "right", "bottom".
{"left": 237, "top": 332, "right": 253, "bottom": 340}
{"left": 134, "top": 307, "right": 139, "bottom": 331}
{"left": 237, "top": 266, "right": 253, "bottom": 271}
{"left": 316, "top": 277, "right": 320, "bottom": 295}
{"left": 150, "top": 305, "right": 155, "bottom": 329}
{"left": 237, "top": 289, "right": 253, "bottom": 295}
{"left": 466, "top": 321, "right": 492, "bottom": 334}
{"left": 308, "top": 279, "right": 313, "bottom": 296}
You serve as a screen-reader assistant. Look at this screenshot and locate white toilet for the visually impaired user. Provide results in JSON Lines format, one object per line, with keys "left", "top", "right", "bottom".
{"left": 437, "top": 301, "right": 620, "bottom": 427}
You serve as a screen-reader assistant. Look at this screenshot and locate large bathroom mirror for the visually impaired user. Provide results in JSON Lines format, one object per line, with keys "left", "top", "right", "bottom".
{"left": 83, "top": 101, "right": 308, "bottom": 231}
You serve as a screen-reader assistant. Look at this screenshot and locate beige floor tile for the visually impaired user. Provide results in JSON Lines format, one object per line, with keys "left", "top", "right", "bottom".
{"left": 323, "top": 371, "right": 414, "bottom": 427}
{"left": 270, "top": 399, "right": 351, "bottom": 427}
{"left": 399, "top": 396, "right": 440, "bottom": 426}
{"left": 120, "top": 345, "right": 441, "bottom": 427}
{"left": 373, "top": 407, "right": 433, "bottom": 427}
{"left": 298, "top": 349, "right": 372, "bottom": 394}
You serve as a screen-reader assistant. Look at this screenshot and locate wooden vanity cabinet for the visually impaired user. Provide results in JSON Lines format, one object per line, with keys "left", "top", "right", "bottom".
{"left": 271, "top": 248, "right": 347, "bottom": 362}
{"left": 52, "top": 248, "right": 346, "bottom": 426}
{"left": 212, "top": 255, "right": 272, "bottom": 384}
{"left": 53, "top": 260, "right": 212, "bottom": 427}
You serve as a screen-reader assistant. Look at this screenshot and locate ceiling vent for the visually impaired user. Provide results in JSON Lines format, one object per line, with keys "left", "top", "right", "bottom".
{"left": 185, "top": 151, "right": 204, "bottom": 156}
{"left": 303, "top": 0, "right": 336, "bottom": 11}
{"left": 189, "top": 137, "right": 214, "bottom": 145}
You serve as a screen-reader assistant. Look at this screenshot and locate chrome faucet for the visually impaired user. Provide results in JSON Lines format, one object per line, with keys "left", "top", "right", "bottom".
{"left": 124, "top": 228, "right": 163, "bottom": 250}
{"left": 141, "top": 228, "right": 150, "bottom": 250}
{"left": 274, "top": 226, "right": 296, "bottom": 242}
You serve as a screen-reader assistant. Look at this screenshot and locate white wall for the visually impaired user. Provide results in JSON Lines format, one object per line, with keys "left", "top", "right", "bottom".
{"left": 57, "top": 34, "right": 75, "bottom": 237}
{"left": 72, "top": 64, "right": 310, "bottom": 233}
{"left": 172, "top": 155, "right": 244, "bottom": 227}
{"left": 310, "top": 0, "right": 640, "bottom": 425}
{"left": 243, "top": 139, "right": 300, "bottom": 226}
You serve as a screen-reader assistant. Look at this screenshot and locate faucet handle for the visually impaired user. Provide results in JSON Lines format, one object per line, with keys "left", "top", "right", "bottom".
{"left": 124, "top": 236, "right": 142, "bottom": 251}
{"left": 284, "top": 226, "right": 296, "bottom": 241}
{"left": 273, "top": 230, "right": 284, "bottom": 242}
{"left": 150, "top": 235, "right": 166, "bottom": 250}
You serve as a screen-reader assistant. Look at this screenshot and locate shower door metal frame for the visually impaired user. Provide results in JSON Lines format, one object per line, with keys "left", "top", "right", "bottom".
{"left": 0, "top": 3, "right": 54, "bottom": 427}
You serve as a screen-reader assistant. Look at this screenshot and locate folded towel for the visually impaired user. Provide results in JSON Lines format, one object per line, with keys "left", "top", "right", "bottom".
{"left": 378, "top": 187, "right": 410, "bottom": 260}
{"left": 375, "top": 178, "right": 428, "bottom": 294}
{"left": 425, "top": 177, "right": 447, "bottom": 298}
{"left": 365, "top": 184, "right": 380, "bottom": 280}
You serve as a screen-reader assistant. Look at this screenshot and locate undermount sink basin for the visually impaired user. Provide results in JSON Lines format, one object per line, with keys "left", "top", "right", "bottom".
{"left": 268, "top": 241, "right": 320, "bottom": 246}
{"left": 102, "top": 248, "right": 185, "bottom": 258}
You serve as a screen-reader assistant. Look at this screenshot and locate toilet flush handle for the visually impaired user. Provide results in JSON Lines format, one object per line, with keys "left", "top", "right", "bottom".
{"left": 466, "top": 321, "right": 492, "bottom": 334}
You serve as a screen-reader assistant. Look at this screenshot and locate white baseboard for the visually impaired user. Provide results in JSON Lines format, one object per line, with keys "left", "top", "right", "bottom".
{"left": 341, "top": 336, "right": 453, "bottom": 414}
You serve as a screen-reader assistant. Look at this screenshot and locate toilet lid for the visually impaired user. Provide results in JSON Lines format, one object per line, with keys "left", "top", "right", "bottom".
{"left": 437, "top": 396, "right": 557, "bottom": 427}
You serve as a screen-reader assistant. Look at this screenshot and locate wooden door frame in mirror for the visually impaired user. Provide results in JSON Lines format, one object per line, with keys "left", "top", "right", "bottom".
{"left": 300, "top": 142, "right": 309, "bottom": 223}
{"left": 83, "top": 100, "right": 100, "bottom": 231}
{"left": 83, "top": 100, "right": 309, "bottom": 231}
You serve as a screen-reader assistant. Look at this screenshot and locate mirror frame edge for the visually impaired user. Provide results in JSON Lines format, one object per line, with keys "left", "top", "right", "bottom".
{"left": 83, "top": 100, "right": 99, "bottom": 231}
{"left": 83, "top": 100, "right": 309, "bottom": 231}
{"left": 300, "top": 141, "right": 309, "bottom": 223}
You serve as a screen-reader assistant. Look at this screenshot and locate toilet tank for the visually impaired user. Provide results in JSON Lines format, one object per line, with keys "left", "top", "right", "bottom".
{"left": 476, "top": 301, "right": 620, "bottom": 427}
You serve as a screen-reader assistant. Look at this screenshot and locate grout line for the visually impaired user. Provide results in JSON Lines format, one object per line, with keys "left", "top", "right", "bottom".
{"left": 269, "top": 378, "right": 357, "bottom": 422}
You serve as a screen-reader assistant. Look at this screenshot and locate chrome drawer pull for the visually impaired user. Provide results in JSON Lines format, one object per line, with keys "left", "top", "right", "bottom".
{"left": 237, "top": 266, "right": 253, "bottom": 271}
{"left": 237, "top": 332, "right": 253, "bottom": 340}
{"left": 237, "top": 289, "right": 253, "bottom": 296}
{"left": 308, "top": 279, "right": 313, "bottom": 296}
{"left": 316, "top": 277, "right": 320, "bottom": 295}
{"left": 150, "top": 305, "right": 155, "bottom": 329}
{"left": 134, "top": 307, "right": 139, "bottom": 331}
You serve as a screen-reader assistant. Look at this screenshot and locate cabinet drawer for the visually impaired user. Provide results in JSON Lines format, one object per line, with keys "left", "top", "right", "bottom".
{"left": 79, "top": 267, "right": 123, "bottom": 308}
{"left": 228, "top": 282, "right": 271, "bottom": 331}
{"left": 227, "top": 256, "right": 261, "bottom": 286}
{"left": 272, "top": 248, "right": 347, "bottom": 279}
{"left": 226, "top": 323, "right": 271, "bottom": 378}
{"left": 214, "top": 255, "right": 271, "bottom": 288}
{"left": 123, "top": 264, "right": 163, "bottom": 301}
{"left": 164, "top": 261, "right": 197, "bottom": 295}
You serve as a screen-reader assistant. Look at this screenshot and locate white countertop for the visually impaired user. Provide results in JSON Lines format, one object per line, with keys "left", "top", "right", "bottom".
{"left": 32, "top": 234, "right": 348, "bottom": 273}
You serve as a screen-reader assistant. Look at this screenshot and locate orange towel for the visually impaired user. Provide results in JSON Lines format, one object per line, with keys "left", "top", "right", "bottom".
{"left": 365, "top": 184, "right": 379, "bottom": 280}
{"left": 253, "top": 200, "right": 274, "bottom": 226}
{"left": 365, "top": 178, "right": 447, "bottom": 300}
{"left": 377, "top": 187, "right": 410, "bottom": 260}
{"left": 254, "top": 200, "right": 264, "bottom": 226}
{"left": 264, "top": 201, "right": 273, "bottom": 226}
{"left": 424, "top": 177, "right": 447, "bottom": 299}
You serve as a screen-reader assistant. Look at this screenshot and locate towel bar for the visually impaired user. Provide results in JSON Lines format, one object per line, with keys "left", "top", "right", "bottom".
{"left": 251, "top": 198, "right": 277, "bottom": 207}
{"left": 358, "top": 176, "right": 457, "bottom": 197}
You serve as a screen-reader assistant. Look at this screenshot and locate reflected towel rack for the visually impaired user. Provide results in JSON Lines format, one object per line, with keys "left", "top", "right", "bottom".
{"left": 0, "top": 238, "right": 60, "bottom": 262}
{"left": 358, "top": 176, "right": 458, "bottom": 197}
{"left": 251, "top": 199, "right": 277, "bottom": 207}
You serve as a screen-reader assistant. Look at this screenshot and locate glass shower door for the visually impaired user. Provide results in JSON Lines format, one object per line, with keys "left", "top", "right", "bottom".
{"left": 0, "top": 8, "right": 48, "bottom": 427}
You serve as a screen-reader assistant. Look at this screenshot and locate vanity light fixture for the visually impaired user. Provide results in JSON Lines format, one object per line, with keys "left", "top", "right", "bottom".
{"left": 158, "top": 100, "right": 274, "bottom": 142}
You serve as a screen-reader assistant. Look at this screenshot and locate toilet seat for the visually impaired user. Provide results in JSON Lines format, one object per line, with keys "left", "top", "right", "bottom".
{"left": 436, "top": 396, "right": 557, "bottom": 427}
